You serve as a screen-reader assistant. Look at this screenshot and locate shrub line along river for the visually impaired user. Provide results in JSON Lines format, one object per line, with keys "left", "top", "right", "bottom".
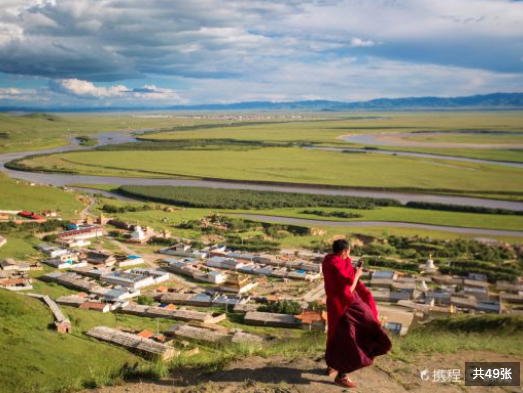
{"left": 1, "top": 129, "right": 523, "bottom": 236}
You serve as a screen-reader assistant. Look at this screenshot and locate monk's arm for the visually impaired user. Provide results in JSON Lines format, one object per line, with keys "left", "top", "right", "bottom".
{"left": 349, "top": 268, "right": 363, "bottom": 293}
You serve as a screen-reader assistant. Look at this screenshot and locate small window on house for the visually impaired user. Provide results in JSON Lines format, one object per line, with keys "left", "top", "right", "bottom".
{"left": 384, "top": 322, "right": 402, "bottom": 334}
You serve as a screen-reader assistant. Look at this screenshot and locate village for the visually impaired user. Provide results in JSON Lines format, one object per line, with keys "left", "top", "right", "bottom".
{"left": 1, "top": 207, "right": 523, "bottom": 362}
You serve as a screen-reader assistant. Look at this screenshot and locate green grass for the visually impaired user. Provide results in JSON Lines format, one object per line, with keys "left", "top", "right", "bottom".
{"left": 0, "top": 233, "right": 42, "bottom": 261}
{"left": 20, "top": 147, "right": 523, "bottom": 194}
{"left": 391, "top": 315, "right": 523, "bottom": 359}
{"left": 2, "top": 286, "right": 522, "bottom": 393}
{"left": 229, "top": 206, "right": 523, "bottom": 231}
{"left": 403, "top": 132, "right": 523, "bottom": 145}
{"left": 0, "top": 173, "right": 85, "bottom": 262}
{"left": 76, "top": 135, "right": 98, "bottom": 147}
{"left": 0, "top": 172, "right": 83, "bottom": 218}
{"left": 375, "top": 145, "right": 523, "bottom": 164}
{"left": 0, "top": 289, "right": 140, "bottom": 393}
{"left": 0, "top": 113, "right": 240, "bottom": 154}
{"left": 139, "top": 111, "right": 523, "bottom": 163}
{"left": 139, "top": 111, "right": 523, "bottom": 145}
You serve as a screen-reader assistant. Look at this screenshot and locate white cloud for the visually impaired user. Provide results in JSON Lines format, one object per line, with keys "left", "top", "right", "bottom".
{"left": 54, "top": 79, "right": 129, "bottom": 98}
{"left": 48, "top": 78, "right": 185, "bottom": 103}
{"left": 348, "top": 37, "right": 377, "bottom": 48}
{"left": 0, "top": 87, "right": 38, "bottom": 100}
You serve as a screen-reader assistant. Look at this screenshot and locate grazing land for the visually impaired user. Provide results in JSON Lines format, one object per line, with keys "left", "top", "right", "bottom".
{"left": 19, "top": 147, "right": 523, "bottom": 195}
{"left": 0, "top": 113, "right": 242, "bottom": 154}
{"left": 0, "top": 289, "right": 139, "bottom": 393}
{"left": 0, "top": 172, "right": 83, "bottom": 217}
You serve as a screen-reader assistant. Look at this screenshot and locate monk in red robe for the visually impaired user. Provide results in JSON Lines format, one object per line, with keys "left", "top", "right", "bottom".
{"left": 322, "top": 239, "right": 392, "bottom": 388}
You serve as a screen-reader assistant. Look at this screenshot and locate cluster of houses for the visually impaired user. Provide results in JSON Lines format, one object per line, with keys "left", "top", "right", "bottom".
{"left": 85, "top": 319, "right": 270, "bottom": 362}
{"left": 42, "top": 265, "right": 170, "bottom": 303}
{"left": 160, "top": 244, "right": 322, "bottom": 293}
{"left": 365, "top": 256, "right": 521, "bottom": 316}
{"left": 0, "top": 209, "right": 60, "bottom": 223}
{"left": 4, "top": 210, "right": 523, "bottom": 349}
{"left": 38, "top": 243, "right": 145, "bottom": 270}
{"left": 0, "top": 259, "right": 40, "bottom": 291}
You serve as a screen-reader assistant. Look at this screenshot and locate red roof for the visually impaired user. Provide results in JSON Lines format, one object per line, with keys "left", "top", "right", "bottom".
{"left": 0, "top": 278, "right": 27, "bottom": 286}
{"left": 137, "top": 330, "right": 154, "bottom": 339}
{"left": 79, "top": 302, "right": 107, "bottom": 310}
{"left": 296, "top": 310, "right": 327, "bottom": 324}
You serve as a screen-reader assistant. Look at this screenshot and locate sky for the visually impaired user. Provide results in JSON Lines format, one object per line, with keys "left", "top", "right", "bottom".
{"left": 0, "top": 0, "right": 522, "bottom": 108}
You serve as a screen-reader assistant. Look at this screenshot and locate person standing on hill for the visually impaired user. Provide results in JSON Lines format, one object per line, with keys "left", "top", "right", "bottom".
{"left": 322, "top": 239, "right": 392, "bottom": 389}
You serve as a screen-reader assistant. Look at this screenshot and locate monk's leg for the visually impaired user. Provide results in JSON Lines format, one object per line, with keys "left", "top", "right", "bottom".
{"left": 326, "top": 304, "right": 374, "bottom": 374}
{"left": 347, "top": 298, "right": 392, "bottom": 358}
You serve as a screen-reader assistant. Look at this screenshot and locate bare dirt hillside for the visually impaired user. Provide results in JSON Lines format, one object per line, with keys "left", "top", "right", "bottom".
{"left": 83, "top": 351, "right": 523, "bottom": 393}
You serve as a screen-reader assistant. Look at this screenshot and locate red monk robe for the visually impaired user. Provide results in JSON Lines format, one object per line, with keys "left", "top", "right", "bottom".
{"left": 322, "top": 253, "right": 392, "bottom": 374}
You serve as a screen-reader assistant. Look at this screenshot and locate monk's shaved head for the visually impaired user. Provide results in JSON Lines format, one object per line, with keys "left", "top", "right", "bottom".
{"left": 332, "top": 239, "right": 349, "bottom": 254}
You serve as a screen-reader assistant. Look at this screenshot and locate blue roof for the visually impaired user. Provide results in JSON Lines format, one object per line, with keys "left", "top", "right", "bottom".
{"left": 372, "top": 270, "right": 395, "bottom": 279}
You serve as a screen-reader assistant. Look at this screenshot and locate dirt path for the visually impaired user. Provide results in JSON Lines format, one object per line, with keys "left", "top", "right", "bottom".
{"left": 82, "top": 351, "right": 523, "bottom": 393}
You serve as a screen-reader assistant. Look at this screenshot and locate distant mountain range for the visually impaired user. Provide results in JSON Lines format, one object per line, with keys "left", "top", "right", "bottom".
{"left": 2, "top": 92, "right": 523, "bottom": 112}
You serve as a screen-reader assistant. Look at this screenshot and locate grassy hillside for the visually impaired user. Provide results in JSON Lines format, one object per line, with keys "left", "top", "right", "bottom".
{"left": 0, "top": 173, "right": 85, "bottom": 261}
{"left": 0, "top": 289, "right": 139, "bottom": 393}
{"left": 0, "top": 172, "right": 83, "bottom": 218}
{"left": 1, "top": 287, "right": 522, "bottom": 393}
{"left": 393, "top": 315, "right": 523, "bottom": 358}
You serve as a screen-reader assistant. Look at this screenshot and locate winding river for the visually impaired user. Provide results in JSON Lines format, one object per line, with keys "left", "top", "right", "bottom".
{"left": 1, "top": 129, "right": 523, "bottom": 236}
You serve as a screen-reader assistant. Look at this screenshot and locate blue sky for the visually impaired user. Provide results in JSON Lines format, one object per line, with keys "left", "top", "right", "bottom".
{"left": 0, "top": 0, "right": 522, "bottom": 107}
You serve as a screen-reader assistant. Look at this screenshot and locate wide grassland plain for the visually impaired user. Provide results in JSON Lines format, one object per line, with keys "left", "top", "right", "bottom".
{"left": 403, "top": 132, "right": 523, "bottom": 145}
{"left": 15, "top": 111, "right": 523, "bottom": 197}
{"left": 4, "top": 111, "right": 523, "bottom": 251}
{"left": 22, "top": 147, "right": 523, "bottom": 194}
{"left": 137, "top": 111, "right": 523, "bottom": 162}
{"left": 0, "top": 112, "right": 251, "bottom": 154}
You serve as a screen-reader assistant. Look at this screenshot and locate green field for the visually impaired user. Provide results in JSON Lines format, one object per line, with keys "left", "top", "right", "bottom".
{"left": 0, "top": 289, "right": 139, "bottom": 393}
{"left": 136, "top": 111, "right": 523, "bottom": 163}
{"left": 3, "top": 286, "right": 522, "bottom": 393}
{"left": 0, "top": 172, "right": 83, "bottom": 217}
{"left": 375, "top": 146, "right": 523, "bottom": 164}
{"left": 229, "top": 206, "right": 523, "bottom": 231}
{"left": 139, "top": 112, "right": 523, "bottom": 143}
{"left": 22, "top": 147, "right": 523, "bottom": 194}
{"left": 0, "top": 112, "right": 248, "bottom": 154}
{"left": 0, "top": 173, "right": 84, "bottom": 261}
{"left": 403, "top": 132, "right": 523, "bottom": 145}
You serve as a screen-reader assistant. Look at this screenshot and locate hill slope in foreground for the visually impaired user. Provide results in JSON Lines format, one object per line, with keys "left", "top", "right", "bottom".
{"left": 83, "top": 317, "right": 523, "bottom": 393}
{"left": 2, "top": 288, "right": 522, "bottom": 393}
{"left": 81, "top": 350, "right": 523, "bottom": 393}
{"left": 0, "top": 289, "right": 139, "bottom": 393}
